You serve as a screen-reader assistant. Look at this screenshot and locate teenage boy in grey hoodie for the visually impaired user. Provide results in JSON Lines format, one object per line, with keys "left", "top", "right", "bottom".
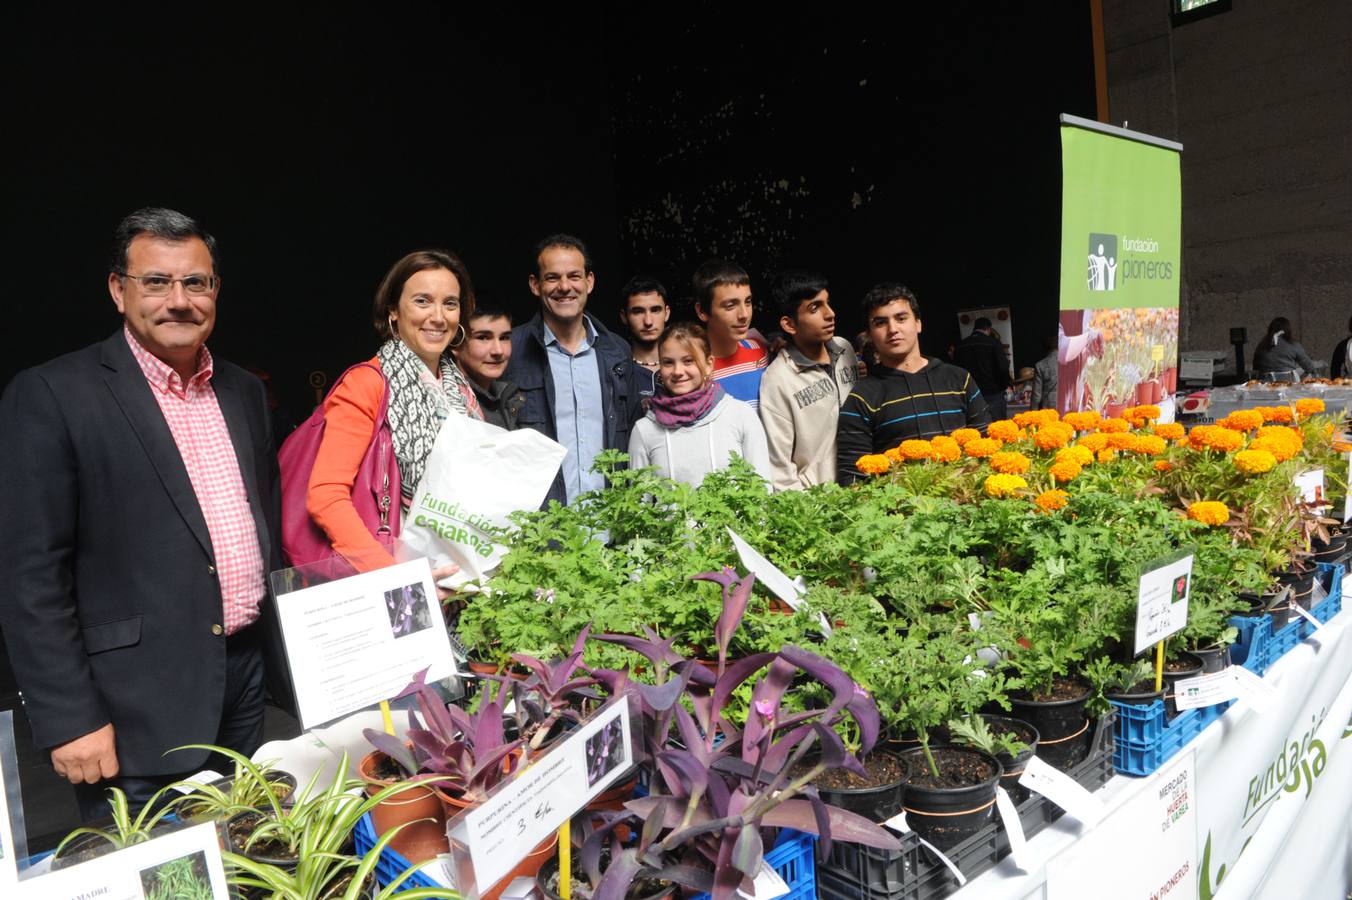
{"left": 757, "top": 271, "right": 858, "bottom": 490}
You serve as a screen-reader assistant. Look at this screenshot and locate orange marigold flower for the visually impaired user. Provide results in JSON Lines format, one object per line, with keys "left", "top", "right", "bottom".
{"left": 1035, "top": 489, "right": 1070, "bottom": 512}
{"left": 931, "top": 436, "right": 962, "bottom": 462}
{"left": 1152, "top": 422, "right": 1185, "bottom": 440}
{"left": 1154, "top": 460, "right": 1173, "bottom": 472}
{"left": 1190, "top": 425, "right": 1243, "bottom": 452}
{"left": 899, "top": 439, "right": 935, "bottom": 461}
{"left": 1049, "top": 458, "right": 1082, "bottom": 483}
{"left": 1077, "top": 433, "right": 1109, "bottom": 453}
{"left": 988, "top": 420, "right": 1023, "bottom": 442}
{"left": 964, "top": 437, "right": 1003, "bottom": 458}
{"left": 1057, "top": 445, "right": 1094, "bottom": 467}
{"left": 1256, "top": 425, "right": 1303, "bottom": 447}
{"left": 1233, "top": 449, "right": 1277, "bottom": 475}
{"left": 1132, "top": 404, "right": 1162, "bottom": 421}
{"left": 1063, "top": 411, "right": 1102, "bottom": 431}
{"left": 856, "top": 454, "right": 892, "bottom": 475}
{"left": 1295, "top": 398, "right": 1325, "bottom": 417}
{"left": 1032, "top": 423, "right": 1074, "bottom": 451}
{"left": 1097, "top": 448, "right": 1117, "bottom": 463}
{"left": 1099, "top": 417, "right": 1130, "bottom": 434}
{"left": 1132, "top": 434, "right": 1168, "bottom": 456}
{"left": 1249, "top": 435, "right": 1297, "bottom": 463}
{"left": 1332, "top": 440, "right": 1352, "bottom": 453}
{"left": 1187, "top": 501, "right": 1231, "bottom": 526}
{"left": 884, "top": 447, "right": 905, "bottom": 463}
{"left": 1219, "top": 410, "right": 1264, "bottom": 432}
{"left": 990, "top": 450, "right": 1032, "bottom": 475}
{"left": 1014, "top": 409, "right": 1060, "bottom": 428}
{"left": 951, "top": 428, "right": 981, "bottom": 446}
{"left": 984, "top": 473, "right": 1028, "bottom": 498}
{"left": 1256, "top": 405, "right": 1294, "bottom": 423}
{"left": 1105, "top": 432, "right": 1135, "bottom": 450}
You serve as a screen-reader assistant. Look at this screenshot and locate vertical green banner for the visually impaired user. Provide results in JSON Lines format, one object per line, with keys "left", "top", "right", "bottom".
{"left": 1058, "top": 120, "right": 1182, "bottom": 415}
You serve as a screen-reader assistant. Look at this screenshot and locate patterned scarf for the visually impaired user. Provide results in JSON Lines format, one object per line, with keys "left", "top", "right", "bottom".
{"left": 376, "top": 339, "right": 483, "bottom": 499}
{"left": 648, "top": 381, "right": 724, "bottom": 428}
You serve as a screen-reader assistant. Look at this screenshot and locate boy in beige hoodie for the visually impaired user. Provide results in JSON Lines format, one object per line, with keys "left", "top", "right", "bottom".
{"left": 758, "top": 271, "right": 859, "bottom": 490}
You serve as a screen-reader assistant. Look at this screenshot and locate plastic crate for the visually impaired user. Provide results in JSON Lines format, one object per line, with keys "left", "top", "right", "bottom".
{"left": 1111, "top": 698, "right": 1231, "bottom": 776}
{"left": 1301, "top": 563, "right": 1344, "bottom": 639}
{"left": 816, "top": 714, "right": 1114, "bottom": 900}
{"left": 691, "top": 829, "right": 816, "bottom": 900}
{"left": 354, "top": 813, "right": 441, "bottom": 893}
{"left": 1228, "top": 562, "right": 1344, "bottom": 675}
{"left": 1228, "top": 613, "right": 1274, "bottom": 675}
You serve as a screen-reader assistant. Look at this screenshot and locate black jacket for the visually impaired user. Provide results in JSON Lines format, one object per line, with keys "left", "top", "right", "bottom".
{"left": 505, "top": 312, "right": 645, "bottom": 505}
{"left": 837, "top": 358, "right": 991, "bottom": 484}
{"left": 953, "top": 330, "right": 1013, "bottom": 395}
{"left": 471, "top": 378, "right": 524, "bottom": 431}
{"left": 1332, "top": 336, "right": 1350, "bottom": 380}
{"left": 0, "top": 332, "right": 285, "bottom": 774}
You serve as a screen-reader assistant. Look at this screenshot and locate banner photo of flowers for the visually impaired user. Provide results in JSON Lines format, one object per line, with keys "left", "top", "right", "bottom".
{"left": 1059, "top": 307, "right": 1179, "bottom": 418}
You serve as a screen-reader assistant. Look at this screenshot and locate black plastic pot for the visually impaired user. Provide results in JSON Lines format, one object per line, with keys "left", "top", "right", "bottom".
{"left": 1239, "top": 588, "right": 1291, "bottom": 634}
{"left": 1278, "top": 565, "right": 1316, "bottom": 610}
{"left": 1311, "top": 533, "right": 1346, "bottom": 566}
{"left": 813, "top": 751, "right": 909, "bottom": 822}
{"left": 982, "top": 715, "right": 1039, "bottom": 804}
{"left": 1190, "top": 645, "right": 1232, "bottom": 674}
{"left": 898, "top": 746, "right": 1002, "bottom": 852}
{"left": 1106, "top": 681, "right": 1166, "bottom": 710}
{"left": 226, "top": 810, "right": 300, "bottom": 872}
{"left": 1009, "top": 679, "right": 1092, "bottom": 770}
{"left": 1162, "top": 652, "right": 1205, "bottom": 718}
{"left": 51, "top": 831, "right": 116, "bottom": 870}
{"left": 536, "top": 857, "right": 675, "bottom": 900}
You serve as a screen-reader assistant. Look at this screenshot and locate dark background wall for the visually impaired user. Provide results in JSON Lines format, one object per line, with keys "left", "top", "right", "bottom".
{"left": 1103, "top": 0, "right": 1351, "bottom": 370}
{"left": 2, "top": 3, "right": 1096, "bottom": 419}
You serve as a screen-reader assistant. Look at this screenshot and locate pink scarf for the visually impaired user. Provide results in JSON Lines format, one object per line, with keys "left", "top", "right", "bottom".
{"left": 648, "top": 381, "right": 724, "bottom": 428}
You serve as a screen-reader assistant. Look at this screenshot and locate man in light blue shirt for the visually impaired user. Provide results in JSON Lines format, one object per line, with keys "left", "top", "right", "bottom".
{"left": 505, "top": 234, "right": 644, "bottom": 506}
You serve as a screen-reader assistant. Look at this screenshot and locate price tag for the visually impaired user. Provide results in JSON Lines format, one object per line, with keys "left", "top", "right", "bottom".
{"left": 1151, "top": 345, "right": 1165, "bottom": 362}
{"left": 1230, "top": 665, "right": 1277, "bottom": 714}
{"left": 1172, "top": 670, "right": 1238, "bottom": 711}
{"left": 1019, "top": 756, "right": 1106, "bottom": 826}
{"left": 1133, "top": 549, "right": 1195, "bottom": 655}
{"left": 882, "top": 812, "right": 967, "bottom": 886}
{"left": 995, "top": 787, "right": 1028, "bottom": 869}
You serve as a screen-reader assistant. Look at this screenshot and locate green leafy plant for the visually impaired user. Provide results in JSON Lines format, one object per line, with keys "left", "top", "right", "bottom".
{"left": 946, "top": 715, "right": 1028, "bottom": 759}
{"left": 56, "top": 783, "right": 179, "bottom": 859}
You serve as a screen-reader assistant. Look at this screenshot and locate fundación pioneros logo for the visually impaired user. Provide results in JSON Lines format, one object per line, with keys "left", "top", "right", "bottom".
{"left": 1086, "top": 231, "right": 1172, "bottom": 293}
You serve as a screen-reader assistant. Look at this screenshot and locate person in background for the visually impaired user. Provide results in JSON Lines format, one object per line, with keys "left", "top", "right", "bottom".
{"left": 853, "top": 330, "right": 877, "bottom": 378}
{"left": 1058, "top": 310, "right": 1104, "bottom": 413}
{"left": 953, "top": 316, "right": 1013, "bottom": 419}
{"left": 0, "top": 207, "right": 281, "bottom": 818}
{"left": 1252, "top": 317, "right": 1317, "bottom": 381}
{"left": 456, "top": 303, "right": 523, "bottom": 430}
{"left": 1031, "top": 336, "right": 1059, "bottom": 410}
{"left": 758, "top": 270, "right": 858, "bottom": 491}
{"left": 619, "top": 275, "right": 670, "bottom": 399}
{"left": 628, "top": 322, "right": 771, "bottom": 485}
{"left": 837, "top": 283, "right": 991, "bottom": 484}
{"left": 1329, "top": 315, "right": 1352, "bottom": 379}
{"left": 693, "top": 259, "right": 769, "bottom": 408}
{"left": 505, "top": 234, "right": 642, "bottom": 505}
{"left": 307, "top": 249, "right": 480, "bottom": 573}
{"left": 1010, "top": 366, "right": 1036, "bottom": 409}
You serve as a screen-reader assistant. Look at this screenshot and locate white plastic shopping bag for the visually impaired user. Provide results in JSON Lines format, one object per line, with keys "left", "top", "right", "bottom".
{"left": 402, "top": 413, "right": 566, "bottom": 589}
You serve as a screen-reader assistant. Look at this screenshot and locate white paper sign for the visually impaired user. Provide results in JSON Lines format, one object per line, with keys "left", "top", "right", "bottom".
{"left": 1172, "top": 669, "right": 1240, "bottom": 711}
{"left": 274, "top": 557, "right": 457, "bottom": 729}
{"left": 19, "top": 822, "right": 230, "bottom": 900}
{"left": 881, "top": 812, "right": 967, "bottom": 886}
{"left": 1229, "top": 665, "right": 1278, "bottom": 714}
{"left": 453, "top": 698, "right": 633, "bottom": 895}
{"left": 1046, "top": 751, "right": 1197, "bottom": 900}
{"left": 994, "top": 786, "right": 1028, "bottom": 870}
{"left": 727, "top": 528, "right": 832, "bottom": 636}
{"left": 1294, "top": 467, "right": 1325, "bottom": 506}
{"left": 1019, "top": 756, "right": 1106, "bottom": 826}
{"left": 1134, "top": 552, "right": 1195, "bottom": 655}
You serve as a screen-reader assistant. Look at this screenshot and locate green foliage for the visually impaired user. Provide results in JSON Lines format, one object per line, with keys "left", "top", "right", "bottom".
{"left": 946, "top": 714, "right": 1029, "bottom": 759}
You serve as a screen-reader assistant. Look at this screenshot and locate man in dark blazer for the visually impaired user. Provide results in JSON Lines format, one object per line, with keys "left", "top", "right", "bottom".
{"left": 0, "top": 208, "right": 283, "bottom": 819}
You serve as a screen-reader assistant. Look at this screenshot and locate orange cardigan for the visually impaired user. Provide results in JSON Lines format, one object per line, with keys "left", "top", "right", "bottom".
{"left": 306, "top": 360, "right": 395, "bottom": 569}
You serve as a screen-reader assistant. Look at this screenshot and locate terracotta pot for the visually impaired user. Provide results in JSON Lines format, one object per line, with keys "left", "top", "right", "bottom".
{"left": 1148, "top": 378, "right": 1163, "bottom": 403}
{"left": 1164, "top": 366, "right": 1178, "bottom": 393}
{"left": 1103, "top": 398, "right": 1128, "bottom": 418}
{"left": 460, "top": 833, "right": 559, "bottom": 900}
{"left": 358, "top": 750, "right": 448, "bottom": 863}
{"left": 1134, "top": 380, "right": 1153, "bottom": 405}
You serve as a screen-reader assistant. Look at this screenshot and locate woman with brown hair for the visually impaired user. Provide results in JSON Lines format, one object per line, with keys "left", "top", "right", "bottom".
{"left": 306, "top": 249, "right": 483, "bottom": 570}
{"left": 627, "top": 322, "right": 770, "bottom": 486}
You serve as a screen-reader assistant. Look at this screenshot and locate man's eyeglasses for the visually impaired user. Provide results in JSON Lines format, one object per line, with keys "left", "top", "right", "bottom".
{"left": 117, "top": 272, "right": 219, "bottom": 295}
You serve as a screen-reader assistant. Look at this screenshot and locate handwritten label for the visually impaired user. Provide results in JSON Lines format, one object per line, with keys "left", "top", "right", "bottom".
{"left": 1019, "top": 756, "right": 1105, "bottom": 826}
{"left": 1134, "top": 551, "right": 1195, "bottom": 655}
{"left": 995, "top": 787, "right": 1028, "bottom": 869}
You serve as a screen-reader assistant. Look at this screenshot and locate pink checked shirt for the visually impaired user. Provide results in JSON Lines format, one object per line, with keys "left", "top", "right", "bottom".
{"left": 125, "top": 327, "right": 266, "bottom": 633}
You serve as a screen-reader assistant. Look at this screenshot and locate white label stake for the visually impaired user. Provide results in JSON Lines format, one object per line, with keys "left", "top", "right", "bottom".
{"left": 995, "top": 787, "right": 1028, "bottom": 869}
{"left": 1230, "top": 665, "right": 1277, "bottom": 714}
{"left": 1019, "top": 756, "right": 1106, "bottom": 826}
{"left": 882, "top": 811, "right": 968, "bottom": 886}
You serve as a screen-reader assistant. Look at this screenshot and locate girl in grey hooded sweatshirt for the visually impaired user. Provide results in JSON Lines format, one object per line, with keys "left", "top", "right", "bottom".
{"left": 628, "top": 322, "right": 771, "bottom": 486}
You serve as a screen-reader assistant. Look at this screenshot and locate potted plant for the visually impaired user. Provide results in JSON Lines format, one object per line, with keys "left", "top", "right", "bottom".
{"left": 170, "top": 752, "right": 297, "bottom": 823}
{"left": 946, "top": 714, "right": 1037, "bottom": 804}
{"left": 53, "top": 784, "right": 179, "bottom": 869}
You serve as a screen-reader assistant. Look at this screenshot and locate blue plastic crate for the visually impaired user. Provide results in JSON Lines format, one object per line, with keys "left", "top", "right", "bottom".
{"left": 1228, "top": 613, "right": 1273, "bottom": 675}
{"left": 1301, "top": 563, "right": 1344, "bottom": 639}
{"left": 1111, "top": 698, "right": 1231, "bottom": 776}
{"left": 692, "top": 829, "right": 816, "bottom": 900}
{"left": 354, "top": 813, "right": 441, "bottom": 893}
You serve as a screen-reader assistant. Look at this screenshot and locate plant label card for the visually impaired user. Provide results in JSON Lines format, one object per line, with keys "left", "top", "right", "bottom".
{"left": 994, "top": 787, "right": 1029, "bottom": 870}
{"left": 1229, "top": 665, "right": 1277, "bottom": 714}
{"left": 1172, "top": 669, "right": 1240, "bottom": 711}
{"left": 736, "top": 860, "right": 790, "bottom": 900}
{"left": 1019, "top": 756, "right": 1106, "bottom": 826}
{"left": 18, "top": 821, "right": 229, "bottom": 899}
{"left": 1133, "top": 549, "right": 1195, "bottom": 655}
{"left": 449, "top": 696, "right": 634, "bottom": 898}
{"left": 272, "top": 556, "right": 456, "bottom": 730}
{"left": 1294, "top": 467, "right": 1324, "bottom": 506}
{"left": 1290, "top": 602, "right": 1327, "bottom": 634}
{"left": 727, "top": 527, "right": 804, "bottom": 608}
{"left": 1047, "top": 751, "right": 1197, "bottom": 900}
{"left": 880, "top": 812, "right": 968, "bottom": 886}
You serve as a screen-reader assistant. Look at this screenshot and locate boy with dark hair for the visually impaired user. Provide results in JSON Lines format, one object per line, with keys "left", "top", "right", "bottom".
{"left": 455, "top": 303, "right": 524, "bottom": 430}
{"left": 693, "top": 259, "right": 768, "bottom": 408}
{"left": 757, "top": 271, "right": 858, "bottom": 490}
{"left": 836, "top": 283, "right": 990, "bottom": 485}
{"left": 619, "top": 275, "right": 669, "bottom": 397}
